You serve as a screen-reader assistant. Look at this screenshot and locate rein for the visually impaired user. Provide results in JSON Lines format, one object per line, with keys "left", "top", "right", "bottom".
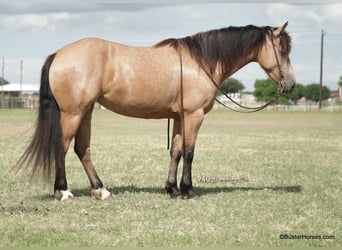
{"left": 210, "top": 30, "right": 285, "bottom": 113}
{"left": 167, "top": 41, "right": 186, "bottom": 155}
{"left": 178, "top": 41, "right": 186, "bottom": 156}
{"left": 167, "top": 31, "right": 285, "bottom": 150}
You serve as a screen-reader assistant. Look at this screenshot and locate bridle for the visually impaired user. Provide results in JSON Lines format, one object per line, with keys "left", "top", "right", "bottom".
{"left": 270, "top": 30, "right": 285, "bottom": 93}
{"left": 167, "top": 31, "right": 285, "bottom": 152}
{"left": 211, "top": 30, "right": 285, "bottom": 113}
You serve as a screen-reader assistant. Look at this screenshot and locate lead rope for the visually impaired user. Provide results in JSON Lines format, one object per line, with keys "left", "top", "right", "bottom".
{"left": 167, "top": 41, "right": 186, "bottom": 157}
{"left": 167, "top": 31, "right": 285, "bottom": 148}
{"left": 178, "top": 42, "right": 186, "bottom": 156}
{"left": 209, "top": 72, "right": 281, "bottom": 113}
{"left": 167, "top": 118, "right": 170, "bottom": 150}
{"left": 209, "top": 30, "right": 285, "bottom": 113}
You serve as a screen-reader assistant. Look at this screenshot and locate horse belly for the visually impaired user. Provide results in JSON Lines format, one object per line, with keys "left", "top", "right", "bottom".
{"left": 98, "top": 78, "right": 177, "bottom": 119}
{"left": 97, "top": 103, "right": 160, "bottom": 120}
{"left": 98, "top": 96, "right": 175, "bottom": 119}
{"left": 98, "top": 46, "right": 180, "bottom": 118}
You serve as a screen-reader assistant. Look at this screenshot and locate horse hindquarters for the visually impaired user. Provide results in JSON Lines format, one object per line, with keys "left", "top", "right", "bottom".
{"left": 19, "top": 53, "right": 74, "bottom": 200}
{"left": 21, "top": 49, "right": 111, "bottom": 201}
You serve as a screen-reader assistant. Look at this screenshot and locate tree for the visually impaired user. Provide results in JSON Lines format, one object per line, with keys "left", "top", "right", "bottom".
{"left": 0, "top": 77, "right": 9, "bottom": 86}
{"left": 253, "top": 79, "right": 307, "bottom": 104}
{"left": 253, "top": 78, "right": 278, "bottom": 102}
{"left": 304, "top": 83, "right": 330, "bottom": 102}
{"left": 217, "top": 78, "right": 244, "bottom": 96}
{"left": 338, "top": 76, "right": 342, "bottom": 99}
{"left": 287, "top": 83, "right": 305, "bottom": 104}
{"left": 338, "top": 76, "right": 342, "bottom": 88}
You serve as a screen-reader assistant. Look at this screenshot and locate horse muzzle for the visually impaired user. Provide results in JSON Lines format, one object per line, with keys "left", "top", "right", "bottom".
{"left": 282, "top": 75, "right": 296, "bottom": 93}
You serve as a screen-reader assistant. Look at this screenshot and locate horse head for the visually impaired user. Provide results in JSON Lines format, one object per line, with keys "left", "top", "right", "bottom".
{"left": 257, "top": 22, "right": 296, "bottom": 93}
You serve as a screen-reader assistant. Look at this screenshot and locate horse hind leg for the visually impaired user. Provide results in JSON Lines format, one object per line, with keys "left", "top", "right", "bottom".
{"left": 74, "top": 105, "right": 112, "bottom": 200}
{"left": 54, "top": 111, "right": 84, "bottom": 201}
{"left": 54, "top": 154, "right": 74, "bottom": 201}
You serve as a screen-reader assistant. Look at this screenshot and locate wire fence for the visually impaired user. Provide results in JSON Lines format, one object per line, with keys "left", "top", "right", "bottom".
{"left": 1, "top": 95, "right": 341, "bottom": 112}
{"left": 0, "top": 95, "right": 39, "bottom": 109}
{"left": 0, "top": 96, "right": 105, "bottom": 109}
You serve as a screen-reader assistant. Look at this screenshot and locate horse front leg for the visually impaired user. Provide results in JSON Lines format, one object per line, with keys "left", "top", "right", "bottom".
{"left": 180, "top": 110, "right": 204, "bottom": 199}
{"left": 165, "top": 119, "right": 182, "bottom": 198}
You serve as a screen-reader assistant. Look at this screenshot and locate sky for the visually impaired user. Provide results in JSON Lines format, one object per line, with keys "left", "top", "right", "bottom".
{"left": 1, "top": 0, "right": 342, "bottom": 91}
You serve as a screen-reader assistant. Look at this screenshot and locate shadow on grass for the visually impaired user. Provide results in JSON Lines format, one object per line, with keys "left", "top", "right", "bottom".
{"left": 38, "top": 184, "right": 301, "bottom": 200}
{"left": 195, "top": 185, "right": 302, "bottom": 196}
{"left": 79, "top": 184, "right": 302, "bottom": 197}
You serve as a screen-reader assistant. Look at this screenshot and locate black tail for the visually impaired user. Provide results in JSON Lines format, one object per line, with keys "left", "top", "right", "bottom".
{"left": 19, "top": 53, "right": 63, "bottom": 181}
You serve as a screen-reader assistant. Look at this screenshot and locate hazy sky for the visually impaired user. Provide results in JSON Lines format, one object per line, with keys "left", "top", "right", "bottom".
{"left": 1, "top": 0, "right": 342, "bottom": 91}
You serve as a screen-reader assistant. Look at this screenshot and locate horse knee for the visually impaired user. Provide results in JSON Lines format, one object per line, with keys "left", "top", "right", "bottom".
{"left": 184, "top": 148, "right": 194, "bottom": 162}
{"left": 170, "top": 134, "right": 182, "bottom": 151}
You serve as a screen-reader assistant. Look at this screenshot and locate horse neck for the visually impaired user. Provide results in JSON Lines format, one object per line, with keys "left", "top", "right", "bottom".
{"left": 215, "top": 54, "right": 256, "bottom": 84}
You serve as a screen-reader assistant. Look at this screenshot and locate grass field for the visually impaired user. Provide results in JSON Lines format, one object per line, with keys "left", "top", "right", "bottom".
{"left": 0, "top": 109, "right": 341, "bottom": 247}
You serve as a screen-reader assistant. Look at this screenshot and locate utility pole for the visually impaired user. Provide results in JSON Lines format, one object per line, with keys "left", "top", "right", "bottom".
{"left": 20, "top": 59, "right": 23, "bottom": 97}
{"left": 319, "top": 29, "right": 326, "bottom": 110}
{"left": 1, "top": 56, "right": 4, "bottom": 98}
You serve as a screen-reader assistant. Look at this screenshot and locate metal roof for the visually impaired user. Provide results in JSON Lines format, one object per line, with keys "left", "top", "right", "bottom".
{"left": 1, "top": 83, "right": 39, "bottom": 93}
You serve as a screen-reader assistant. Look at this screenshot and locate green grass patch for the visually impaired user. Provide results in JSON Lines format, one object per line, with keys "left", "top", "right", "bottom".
{"left": 0, "top": 109, "right": 341, "bottom": 246}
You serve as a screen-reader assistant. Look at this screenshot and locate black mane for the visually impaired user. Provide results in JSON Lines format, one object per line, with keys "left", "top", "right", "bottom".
{"left": 155, "top": 25, "right": 291, "bottom": 75}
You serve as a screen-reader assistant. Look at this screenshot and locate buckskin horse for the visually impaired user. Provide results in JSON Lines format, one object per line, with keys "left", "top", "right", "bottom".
{"left": 20, "top": 23, "right": 295, "bottom": 201}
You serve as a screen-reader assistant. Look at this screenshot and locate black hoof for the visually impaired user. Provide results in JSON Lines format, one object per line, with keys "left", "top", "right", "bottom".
{"left": 188, "top": 190, "right": 198, "bottom": 199}
{"left": 180, "top": 183, "right": 198, "bottom": 199}
{"left": 171, "top": 190, "right": 182, "bottom": 199}
{"left": 165, "top": 181, "right": 182, "bottom": 199}
{"left": 182, "top": 189, "right": 198, "bottom": 199}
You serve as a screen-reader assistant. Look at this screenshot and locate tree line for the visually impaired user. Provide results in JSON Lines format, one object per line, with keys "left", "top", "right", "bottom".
{"left": 219, "top": 77, "right": 342, "bottom": 104}
{"left": 1, "top": 75, "right": 341, "bottom": 104}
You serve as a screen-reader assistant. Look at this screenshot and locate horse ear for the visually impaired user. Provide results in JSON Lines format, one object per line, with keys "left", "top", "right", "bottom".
{"left": 274, "top": 21, "right": 288, "bottom": 37}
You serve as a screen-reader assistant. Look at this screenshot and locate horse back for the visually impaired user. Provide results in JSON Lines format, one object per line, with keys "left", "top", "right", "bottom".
{"left": 48, "top": 37, "right": 213, "bottom": 118}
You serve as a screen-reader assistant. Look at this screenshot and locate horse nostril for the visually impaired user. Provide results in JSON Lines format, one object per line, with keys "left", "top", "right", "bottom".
{"left": 283, "top": 81, "right": 296, "bottom": 93}
{"left": 285, "top": 83, "right": 295, "bottom": 93}
{"left": 290, "top": 83, "right": 296, "bottom": 92}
